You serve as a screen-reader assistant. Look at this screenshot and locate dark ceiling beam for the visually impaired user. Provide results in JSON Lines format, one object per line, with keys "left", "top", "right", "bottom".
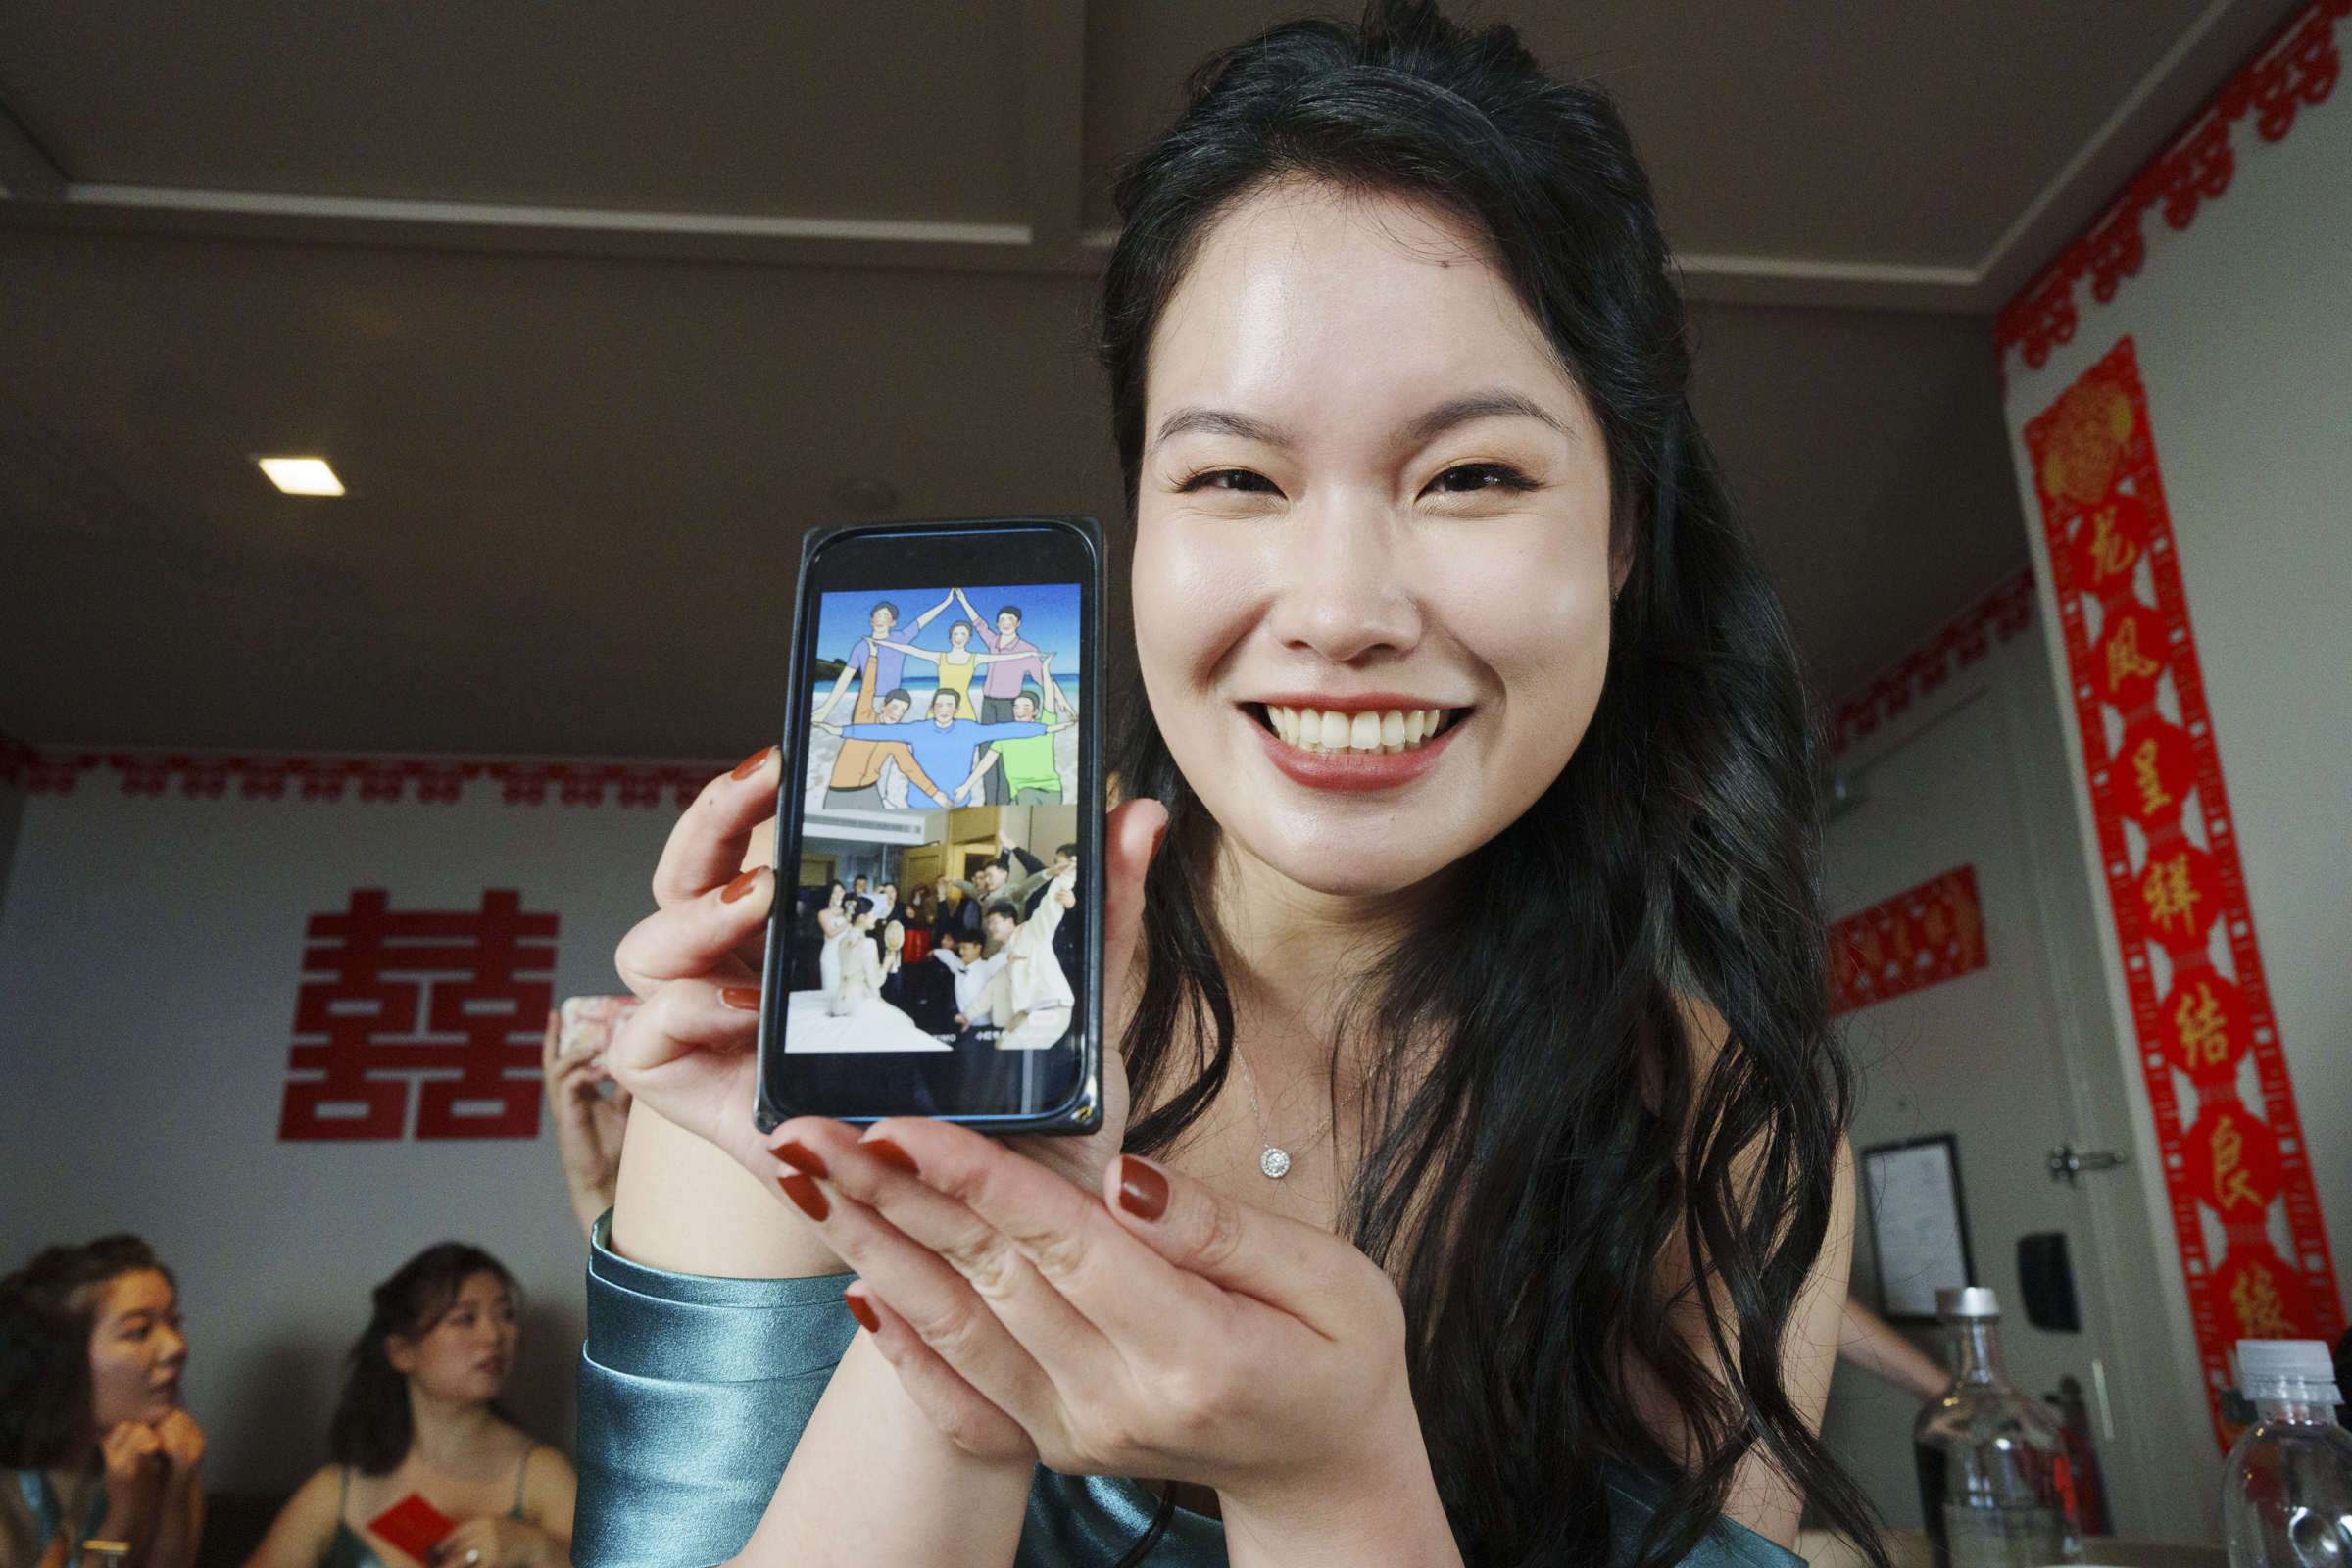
{"left": 1019, "top": 0, "right": 1088, "bottom": 263}
{"left": 0, "top": 99, "right": 68, "bottom": 200}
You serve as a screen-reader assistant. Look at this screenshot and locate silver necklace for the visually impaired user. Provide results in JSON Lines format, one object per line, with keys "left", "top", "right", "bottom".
{"left": 1230, "top": 1042, "right": 1354, "bottom": 1179}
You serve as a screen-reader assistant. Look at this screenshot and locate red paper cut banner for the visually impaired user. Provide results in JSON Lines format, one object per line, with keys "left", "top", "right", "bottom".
{"left": 282, "top": 889, "right": 559, "bottom": 1141}
{"left": 1827, "top": 865, "right": 1988, "bottom": 1018}
{"left": 2023, "top": 338, "right": 2341, "bottom": 1447}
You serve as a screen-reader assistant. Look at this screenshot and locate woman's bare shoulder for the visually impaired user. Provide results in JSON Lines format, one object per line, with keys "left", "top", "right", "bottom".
{"left": 240, "top": 1466, "right": 346, "bottom": 1568}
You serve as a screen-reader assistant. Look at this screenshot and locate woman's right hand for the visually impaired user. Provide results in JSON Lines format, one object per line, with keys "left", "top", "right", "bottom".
{"left": 606, "top": 747, "right": 792, "bottom": 1180}
{"left": 607, "top": 742, "right": 1164, "bottom": 1207}
{"left": 97, "top": 1419, "right": 169, "bottom": 1543}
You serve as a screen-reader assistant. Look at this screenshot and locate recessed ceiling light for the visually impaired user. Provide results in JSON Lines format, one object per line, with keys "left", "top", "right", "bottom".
{"left": 258, "top": 457, "right": 345, "bottom": 495}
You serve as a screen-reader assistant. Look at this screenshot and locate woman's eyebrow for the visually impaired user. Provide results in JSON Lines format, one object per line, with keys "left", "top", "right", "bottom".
{"left": 1150, "top": 406, "right": 1291, "bottom": 453}
{"left": 1404, "top": 390, "right": 1566, "bottom": 446}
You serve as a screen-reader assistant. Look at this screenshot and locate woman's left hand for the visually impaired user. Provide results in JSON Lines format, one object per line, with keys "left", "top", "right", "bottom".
{"left": 432, "top": 1517, "right": 556, "bottom": 1568}
{"left": 771, "top": 1116, "right": 1463, "bottom": 1565}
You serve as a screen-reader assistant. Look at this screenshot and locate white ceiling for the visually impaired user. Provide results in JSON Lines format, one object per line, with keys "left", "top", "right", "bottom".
{"left": 0, "top": 0, "right": 2302, "bottom": 757}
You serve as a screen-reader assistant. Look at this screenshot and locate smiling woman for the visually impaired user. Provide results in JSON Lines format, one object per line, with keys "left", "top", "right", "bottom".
{"left": 583, "top": 4, "right": 1870, "bottom": 1567}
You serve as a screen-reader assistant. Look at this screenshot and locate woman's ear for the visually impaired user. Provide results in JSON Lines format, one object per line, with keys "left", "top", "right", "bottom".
{"left": 383, "top": 1334, "right": 419, "bottom": 1376}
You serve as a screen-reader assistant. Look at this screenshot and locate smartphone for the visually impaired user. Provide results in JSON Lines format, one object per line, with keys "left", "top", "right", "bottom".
{"left": 756, "top": 517, "right": 1103, "bottom": 1135}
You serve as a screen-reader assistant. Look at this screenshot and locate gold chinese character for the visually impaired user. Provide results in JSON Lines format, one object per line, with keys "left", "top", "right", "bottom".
{"left": 2229, "top": 1261, "right": 2294, "bottom": 1338}
{"left": 1921, "top": 903, "right": 1952, "bottom": 950}
{"left": 2132, "top": 736, "right": 2174, "bottom": 816}
{"left": 2175, "top": 982, "right": 2231, "bottom": 1070}
{"left": 2142, "top": 852, "right": 2202, "bottom": 941}
{"left": 2087, "top": 504, "right": 2140, "bottom": 583}
{"left": 2105, "top": 615, "right": 2163, "bottom": 692}
{"left": 2210, "top": 1113, "right": 2265, "bottom": 1212}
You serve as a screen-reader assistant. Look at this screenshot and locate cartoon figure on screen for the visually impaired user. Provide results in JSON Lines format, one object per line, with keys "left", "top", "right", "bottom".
{"left": 956, "top": 873, "right": 1077, "bottom": 1052}
{"left": 877, "top": 601, "right": 1037, "bottom": 723}
{"left": 810, "top": 594, "right": 954, "bottom": 726}
{"left": 953, "top": 684, "right": 1076, "bottom": 805}
{"left": 818, "top": 688, "right": 956, "bottom": 809}
{"left": 818, "top": 688, "right": 1064, "bottom": 810}
{"left": 956, "top": 590, "right": 1052, "bottom": 723}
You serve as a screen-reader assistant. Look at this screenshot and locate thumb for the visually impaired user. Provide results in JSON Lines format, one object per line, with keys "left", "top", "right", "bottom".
{"left": 1101, "top": 798, "right": 1169, "bottom": 1035}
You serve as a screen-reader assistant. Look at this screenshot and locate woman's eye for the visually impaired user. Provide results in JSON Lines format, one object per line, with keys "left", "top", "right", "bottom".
{"left": 1181, "top": 467, "right": 1280, "bottom": 495}
{"left": 1428, "top": 463, "right": 1537, "bottom": 494}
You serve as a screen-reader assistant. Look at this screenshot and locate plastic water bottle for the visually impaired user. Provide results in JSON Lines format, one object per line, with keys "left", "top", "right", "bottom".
{"left": 1914, "top": 1287, "right": 2083, "bottom": 1568}
{"left": 2222, "top": 1339, "right": 2352, "bottom": 1568}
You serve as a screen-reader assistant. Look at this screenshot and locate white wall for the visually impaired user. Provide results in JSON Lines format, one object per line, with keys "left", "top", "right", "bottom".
{"left": 0, "top": 772, "right": 687, "bottom": 1492}
{"left": 1998, "top": 53, "right": 2351, "bottom": 1442}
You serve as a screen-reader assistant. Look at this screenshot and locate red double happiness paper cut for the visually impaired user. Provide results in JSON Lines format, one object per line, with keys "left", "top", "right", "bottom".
{"left": 1827, "top": 865, "right": 1988, "bottom": 1018}
{"left": 2023, "top": 337, "right": 2341, "bottom": 1448}
{"left": 282, "top": 889, "right": 559, "bottom": 1141}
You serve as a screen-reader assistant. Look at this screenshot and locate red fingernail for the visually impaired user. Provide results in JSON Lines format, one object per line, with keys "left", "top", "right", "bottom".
{"left": 1116, "top": 1156, "right": 1168, "bottom": 1221}
{"left": 864, "top": 1137, "right": 919, "bottom": 1175}
{"left": 731, "top": 746, "right": 775, "bottom": 780}
{"left": 1147, "top": 825, "right": 1167, "bottom": 864}
{"left": 777, "top": 1174, "right": 830, "bottom": 1221}
{"left": 773, "top": 1139, "right": 827, "bottom": 1178}
{"left": 720, "top": 986, "right": 762, "bottom": 1011}
{"left": 720, "top": 868, "right": 763, "bottom": 903}
{"left": 843, "top": 1291, "right": 880, "bottom": 1333}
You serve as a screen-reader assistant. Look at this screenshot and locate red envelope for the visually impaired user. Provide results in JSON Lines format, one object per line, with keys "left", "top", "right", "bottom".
{"left": 366, "top": 1494, "right": 456, "bottom": 1562}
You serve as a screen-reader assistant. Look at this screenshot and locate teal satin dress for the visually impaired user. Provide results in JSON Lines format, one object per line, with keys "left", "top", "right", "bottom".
{"left": 571, "top": 1216, "right": 1804, "bottom": 1568}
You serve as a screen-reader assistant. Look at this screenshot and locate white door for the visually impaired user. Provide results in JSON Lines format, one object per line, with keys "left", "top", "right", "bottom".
{"left": 1816, "top": 626, "right": 2217, "bottom": 1543}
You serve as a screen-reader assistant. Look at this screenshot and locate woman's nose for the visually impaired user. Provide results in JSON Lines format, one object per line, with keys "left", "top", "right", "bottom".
{"left": 1268, "top": 500, "right": 1422, "bottom": 664}
{"left": 156, "top": 1324, "right": 187, "bottom": 1367}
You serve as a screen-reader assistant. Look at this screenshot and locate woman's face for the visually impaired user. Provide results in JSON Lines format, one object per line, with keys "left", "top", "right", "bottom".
{"left": 386, "top": 1271, "right": 516, "bottom": 1408}
{"left": 86, "top": 1269, "right": 186, "bottom": 1429}
{"left": 950, "top": 622, "right": 971, "bottom": 648}
{"left": 1133, "top": 182, "right": 1620, "bottom": 898}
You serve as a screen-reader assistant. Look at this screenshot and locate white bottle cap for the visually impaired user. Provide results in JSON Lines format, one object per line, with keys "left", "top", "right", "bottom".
{"left": 1936, "top": 1286, "right": 2001, "bottom": 1319}
{"left": 2236, "top": 1339, "right": 2343, "bottom": 1402}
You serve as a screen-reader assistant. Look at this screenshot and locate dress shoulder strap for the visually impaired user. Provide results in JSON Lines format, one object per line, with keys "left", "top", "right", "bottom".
{"left": 509, "top": 1446, "right": 535, "bottom": 1519}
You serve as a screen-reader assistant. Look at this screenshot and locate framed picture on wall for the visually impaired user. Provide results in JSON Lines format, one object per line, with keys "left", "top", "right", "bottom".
{"left": 1860, "top": 1133, "right": 1976, "bottom": 1322}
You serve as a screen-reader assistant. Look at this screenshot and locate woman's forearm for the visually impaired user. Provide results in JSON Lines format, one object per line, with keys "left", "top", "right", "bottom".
{"left": 1217, "top": 1394, "right": 1460, "bottom": 1568}
{"left": 737, "top": 1337, "right": 1032, "bottom": 1568}
{"left": 611, "top": 1102, "right": 841, "bottom": 1278}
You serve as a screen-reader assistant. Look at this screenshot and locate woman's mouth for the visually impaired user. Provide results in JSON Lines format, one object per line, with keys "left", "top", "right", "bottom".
{"left": 1256, "top": 704, "right": 1459, "bottom": 755}
{"left": 1247, "top": 701, "right": 1466, "bottom": 792}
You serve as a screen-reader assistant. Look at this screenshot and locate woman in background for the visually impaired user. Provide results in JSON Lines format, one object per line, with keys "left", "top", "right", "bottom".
{"left": 0, "top": 1237, "right": 204, "bottom": 1568}
{"left": 244, "top": 1246, "right": 571, "bottom": 1568}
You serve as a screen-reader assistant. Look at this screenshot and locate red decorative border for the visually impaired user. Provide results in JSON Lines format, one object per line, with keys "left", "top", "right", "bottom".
{"left": 2025, "top": 338, "right": 2341, "bottom": 1449}
{"left": 1828, "top": 865, "right": 1988, "bottom": 1017}
{"left": 1826, "top": 567, "right": 2035, "bottom": 757}
{"left": 1995, "top": 0, "right": 2347, "bottom": 372}
{"left": 0, "top": 732, "right": 726, "bottom": 809}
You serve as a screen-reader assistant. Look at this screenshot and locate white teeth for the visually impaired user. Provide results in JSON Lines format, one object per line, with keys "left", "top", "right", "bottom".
{"left": 1264, "top": 704, "right": 1457, "bottom": 755}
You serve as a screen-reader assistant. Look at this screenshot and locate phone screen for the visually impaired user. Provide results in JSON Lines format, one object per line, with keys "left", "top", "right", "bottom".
{"left": 761, "top": 521, "right": 1100, "bottom": 1129}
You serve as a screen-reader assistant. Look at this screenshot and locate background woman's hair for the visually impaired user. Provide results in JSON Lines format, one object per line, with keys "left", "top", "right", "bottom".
{"left": 0, "top": 1235, "right": 172, "bottom": 1469}
{"left": 1102, "top": 4, "right": 1880, "bottom": 1565}
{"left": 327, "top": 1243, "right": 515, "bottom": 1476}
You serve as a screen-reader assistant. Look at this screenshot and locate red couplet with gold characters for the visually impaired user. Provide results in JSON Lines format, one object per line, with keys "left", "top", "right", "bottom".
{"left": 2024, "top": 337, "right": 2342, "bottom": 1448}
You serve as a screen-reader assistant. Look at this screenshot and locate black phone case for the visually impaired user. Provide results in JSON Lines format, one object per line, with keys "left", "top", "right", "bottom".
{"left": 754, "top": 516, "right": 1105, "bottom": 1136}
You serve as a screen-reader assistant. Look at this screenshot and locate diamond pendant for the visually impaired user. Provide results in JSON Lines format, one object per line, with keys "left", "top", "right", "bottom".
{"left": 1260, "top": 1146, "right": 1292, "bottom": 1179}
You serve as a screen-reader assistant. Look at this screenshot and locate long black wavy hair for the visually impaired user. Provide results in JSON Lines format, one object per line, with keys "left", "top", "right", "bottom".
{"left": 327, "top": 1242, "right": 516, "bottom": 1476}
{"left": 1102, "top": 5, "right": 1880, "bottom": 1565}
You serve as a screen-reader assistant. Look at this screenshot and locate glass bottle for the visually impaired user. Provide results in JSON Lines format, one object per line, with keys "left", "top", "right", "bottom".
{"left": 1913, "top": 1287, "right": 2083, "bottom": 1568}
{"left": 2221, "top": 1338, "right": 2352, "bottom": 1568}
